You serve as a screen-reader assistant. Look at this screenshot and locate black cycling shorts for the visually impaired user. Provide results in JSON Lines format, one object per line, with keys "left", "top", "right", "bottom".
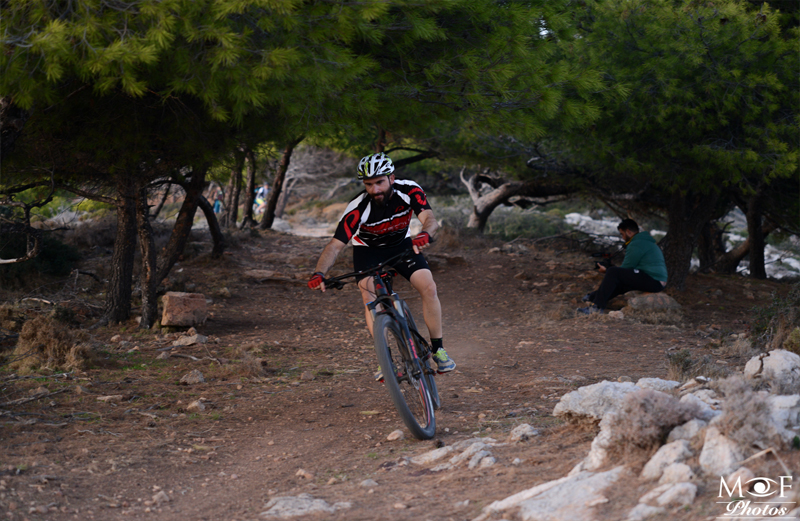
{"left": 352, "top": 238, "right": 430, "bottom": 282}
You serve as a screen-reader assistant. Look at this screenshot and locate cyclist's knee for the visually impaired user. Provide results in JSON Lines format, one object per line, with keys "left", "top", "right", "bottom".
{"left": 417, "top": 279, "right": 438, "bottom": 300}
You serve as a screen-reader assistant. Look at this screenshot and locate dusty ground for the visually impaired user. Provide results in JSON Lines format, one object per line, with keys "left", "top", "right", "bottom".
{"left": 0, "top": 228, "right": 794, "bottom": 521}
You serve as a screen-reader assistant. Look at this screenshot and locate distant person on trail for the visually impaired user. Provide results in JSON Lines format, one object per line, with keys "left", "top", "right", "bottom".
{"left": 307, "top": 152, "right": 456, "bottom": 379}
{"left": 578, "top": 218, "right": 668, "bottom": 315}
{"left": 255, "top": 182, "right": 269, "bottom": 215}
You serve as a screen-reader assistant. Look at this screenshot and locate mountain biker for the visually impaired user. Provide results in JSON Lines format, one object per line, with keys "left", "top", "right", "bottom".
{"left": 578, "top": 218, "right": 668, "bottom": 314}
{"left": 307, "top": 152, "right": 456, "bottom": 379}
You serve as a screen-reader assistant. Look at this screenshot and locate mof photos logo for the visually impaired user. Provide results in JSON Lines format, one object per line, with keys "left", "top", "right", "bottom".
{"left": 718, "top": 474, "right": 796, "bottom": 518}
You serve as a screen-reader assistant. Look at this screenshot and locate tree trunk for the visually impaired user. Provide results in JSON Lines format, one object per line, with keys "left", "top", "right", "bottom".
{"left": 136, "top": 184, "right": 158, "bottom": 329}
{"left": 239, "top": 147, "right": 258, "bottom": 228}
{"left": 746, "top": 192, "right": 767, "bottom": 279}
{"left": 197, "top": 195, "right": 226, "bottom": 258}
{"left": 697, "top": 221, "right": 727, "bottom": 273}
{"left": 105, "top": 174, "right": 138, "bottom": 324}
{"left": 150, "top": 182, "right": 172, "bottom": 220}
{"left": 275, "top": 176, "right": 299, "bottom": 218}
{"left": 460, "top": 169, "right": 575, "bottom": 232}
{"left": 661, "top": 190, "right": 720, "bottom": 291}
{"left": 716, "top": 218, "right": 778, "bottom": 274}
{"left": 260, "top": 136, "right": 303, "bottom": 230}
{"left": 228, "top": 158, "right": 243, "bottom": 229}
{"left": 156, "top": 165, "right": 208, "bottom": 286}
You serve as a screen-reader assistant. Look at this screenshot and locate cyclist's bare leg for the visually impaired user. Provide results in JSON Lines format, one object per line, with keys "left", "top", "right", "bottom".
{"left": 358, "top": 277, "right": 378, "bottom": 337}
{"left": 409, "top": 269, "right": 442, "bottom": 339}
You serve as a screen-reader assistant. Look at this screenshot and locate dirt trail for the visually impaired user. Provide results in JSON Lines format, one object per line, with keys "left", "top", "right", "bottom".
{"left": 0, "top": 231, "right": 787, "bottom": 521}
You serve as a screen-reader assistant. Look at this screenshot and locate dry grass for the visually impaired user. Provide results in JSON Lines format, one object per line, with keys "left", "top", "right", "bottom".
{"left": 623, "top": 307, "right": 684, "bottom": 326}
{"left": 666, "top": 349, "right": 730, "bottom": 383}
{"left": 719, "top": 336, "right": 759, "bottom": 359}
{"left": 7, "top": 314, "right": 93, "bottom": 374}
{"left": 713, "top": 375, "right": 782, "bottom": 451}
{"left": 606, "top": 389, "right": 701, "bottom": 456}
{"left": 233, "top": 342, "right": 272, "bottom": 377}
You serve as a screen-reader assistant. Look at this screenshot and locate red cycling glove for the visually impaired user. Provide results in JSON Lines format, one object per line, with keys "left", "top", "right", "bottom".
{"left": 308, "top": 272, "right": 325, "bottom": 290}
{"left": 412, "top": 231, "right": 431, "bottom": 249}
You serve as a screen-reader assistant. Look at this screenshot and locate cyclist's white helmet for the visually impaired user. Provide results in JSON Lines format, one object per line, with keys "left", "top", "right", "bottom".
{"left": 357, "top": 153, "right": 395, "bottom": 180}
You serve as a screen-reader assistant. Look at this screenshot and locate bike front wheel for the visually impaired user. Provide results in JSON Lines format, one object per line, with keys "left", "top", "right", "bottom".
{"left": 401, "top": 300, "right": 440, "bottom": 411}
{"left": 373, "top": 314, "right": 436, "bottom": 440}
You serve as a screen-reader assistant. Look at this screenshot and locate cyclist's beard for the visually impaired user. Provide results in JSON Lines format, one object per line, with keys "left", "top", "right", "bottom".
{"left": 369, "top": 186, "right": 393, "bottom": 207}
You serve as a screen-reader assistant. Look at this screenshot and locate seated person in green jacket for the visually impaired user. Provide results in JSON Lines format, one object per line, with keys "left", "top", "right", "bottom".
{"left": 578, "top": 219, "right": 668, "bottom": 315}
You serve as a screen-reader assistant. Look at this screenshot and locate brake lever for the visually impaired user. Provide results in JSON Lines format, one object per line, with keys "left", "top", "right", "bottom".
{"left": 323, "top": 279, "right": 345, "bottom": 290}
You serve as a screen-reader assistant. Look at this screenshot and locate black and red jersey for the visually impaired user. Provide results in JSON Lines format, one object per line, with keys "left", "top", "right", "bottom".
{"left": 333, "top": 179, "right": 431, "bottom": 248}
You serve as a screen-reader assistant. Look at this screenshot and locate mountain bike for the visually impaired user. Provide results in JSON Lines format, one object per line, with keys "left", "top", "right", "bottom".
{"left": 323, "top": 250, "right": 440, "bottom": 440}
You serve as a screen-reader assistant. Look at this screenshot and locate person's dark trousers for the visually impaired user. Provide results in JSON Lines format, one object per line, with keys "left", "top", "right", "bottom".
{"left": 591, "top": 267, "right": 664, "bottom": 309}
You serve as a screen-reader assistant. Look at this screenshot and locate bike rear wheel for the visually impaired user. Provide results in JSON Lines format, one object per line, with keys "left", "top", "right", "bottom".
{"left": 373, "top": 314, "right": 436, "bottom": 440}
{"left": 401, "top": 301, "right": 440, "bottom": 411}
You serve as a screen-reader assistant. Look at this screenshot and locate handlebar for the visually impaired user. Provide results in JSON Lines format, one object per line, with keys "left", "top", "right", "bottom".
{"left": 322, "top": 249, "right": 413, "bottom": 290}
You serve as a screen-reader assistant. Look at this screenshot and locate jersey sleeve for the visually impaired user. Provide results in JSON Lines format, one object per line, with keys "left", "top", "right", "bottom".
{"left": 405, "top": 182, "right": 432, "bottom": 215}
{"left": 333, "top": 194, "right": 366, "bottom": 244}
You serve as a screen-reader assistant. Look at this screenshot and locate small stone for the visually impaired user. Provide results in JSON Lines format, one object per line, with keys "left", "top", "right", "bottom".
{"left": 479, "top": 456, "right": 496, "bottom": 468}
{"left": 410, "top": 446, "right": 453, "bottom": 465}
{"left": 394, "top": 503, "right": 407, "bottom": 509}
{"left": 110, "top": 335, "right": 122, "bottom": 342}
{"left": 617, "top": 376, "right": 632, "bottom": 383}
{"left": 187, "top": 327, "right": 198, "bottom": 336}
{"left": 608, "top": 310, "right": 624, "bottom": 319}
{"left": 152, "top": 490, "right": 170, "bottom": 506}
{"left": 508, "top": 423, "right": 539, "bottom": 442}
{"left": 180, "top": 369, "right": 205, "bottom": 385}
{"left": 387, "top": 430, "right": 404, "bottom": 441}
{"left": 468, "top": 450, "right": 492, "bottom": 469}
{"left": 156, "top": 351, "right": 170, "bottom": 360}
{"left": 327, "top": 478, "right": 338, "bottom": 485}
{"left": 30, "top": 386, "right": 48, "bottom": 395}
{"left": 172, "top": 334, "right": 208, "bottom": 347}
{"left": 74, "top": 385, "right": 92, "bottom": 395}
{"left": 186, "top": 400, "right": 205, "bottom": 412}
{"left": 96, "top": 395, "right": 124, "bottom": 403}
{"left": 300, "top": 371, "right": 315, "bottom": 381}
{"left": 512, "top": 458, "right": 521, "bottom": 466}
{"left": 295, "top": 469, "right": 314, "bottom": 480}
{"left": 360, "top": 479, "right": 378, "bottom": 488}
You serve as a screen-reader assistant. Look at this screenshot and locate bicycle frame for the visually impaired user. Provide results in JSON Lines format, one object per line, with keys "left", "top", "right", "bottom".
{"left": 323, "top": 250, "right": 433, "bottom": 378}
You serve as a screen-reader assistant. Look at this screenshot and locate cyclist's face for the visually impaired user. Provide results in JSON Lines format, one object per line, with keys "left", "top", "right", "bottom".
{"left": 363, "top": 174, "right": 395, "bottom": 204}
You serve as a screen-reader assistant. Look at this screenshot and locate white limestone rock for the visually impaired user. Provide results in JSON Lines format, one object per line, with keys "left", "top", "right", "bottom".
{"left": 508, "top": 424, "right": 539, "bottom": 443}
{"left": 583, "top": 414, "right": 616, "bottom": 471}
{"left": 636, "top": 378, "right": 680, "bottom": 393}
{"left": 640, "top": 440, "right": 693, "bottom": 481}
{"left": 699, "top": 427, "right": 744, "bottom": 476}
{"left": 658, "top": 463, "right": 696, "bottom": 485}
{"left": 261, "top": 494, "right": 351, "bottom": 517}
{"left": 766, "top": 394, "right": 800, "bottom": 445}
{"left": 667, "top": 419, "right": 707, "bottom": 443}
{"left": 745, "top": 350, "right": 800, "bottom": 392}
{"left": 468, "top": 450, "right": 492, "bottom": 470}
{"left": 627, "top": 504, "right": 666, "bottom": 521}
{"left": 553, "top": 381, "right": 640, "bottom": 423}
{"left": 410, "top": 446, "right": 453, "bottom": 466}
{"left": 680, "top": 393, "right": 720, "bottom": 422}
{"left": 481, "top": 467, "right": 627, "bottom": 521}
{"left": 654, "top": 482, "right": 697, "bottom": 507}
{"left": 449, "top": 442, "right": 488, "bottom": 466}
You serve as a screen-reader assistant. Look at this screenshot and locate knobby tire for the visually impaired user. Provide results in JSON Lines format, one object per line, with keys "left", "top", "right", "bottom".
{"left": 373, "top": 314, "right": 436, "bottom": 440}
{"left": 401, "top": 301, "right": 440, "bottom": 411}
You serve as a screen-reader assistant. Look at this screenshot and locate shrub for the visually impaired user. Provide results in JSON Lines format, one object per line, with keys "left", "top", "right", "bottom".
{"left": 607, "top": 389, "right": 701, "bottom": 452}
{"left": 751, "top": 282, "right": 800, "bottom": 352}
{"left": 0, "top": 233, "right": 81, "bottom": 288}
{"left": 6, "top": 314, "right": 93, "bottom": 374}
{"left": 667, "top": 349, "right": 729, "bottom": 383}
{"left": 713, "top": 375, "right": 780, "bottom": 451}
